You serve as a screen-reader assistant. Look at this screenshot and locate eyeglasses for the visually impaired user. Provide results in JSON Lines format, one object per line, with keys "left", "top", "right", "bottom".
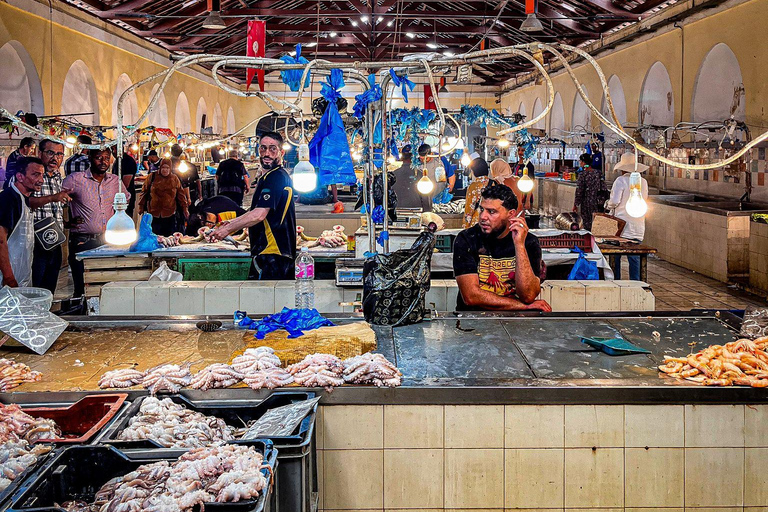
{"left": 43, "top": 150, "right": 65, "bottom": 158}
{"left": 259, "top": 145, "right": 280, "bottom": 154}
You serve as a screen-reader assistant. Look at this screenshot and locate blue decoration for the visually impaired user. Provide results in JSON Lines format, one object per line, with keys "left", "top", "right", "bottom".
{"left": 238, "top": 307, "right": 335, "bottom": 339}
{"left": 372, "top": 205, "right": 385, "bottom": 224}
{"left": 353, "top": 74, "right": 383, "bottom": 119}
{"left": 279, "top": 45, "right": 311, "bottom": 92}
{"left": 129, "top": 213, "right": 160, "bottom": 252}
{"left": 309, "top": 69, "right": 356, "bottom": 187}
{"left": 376, "top": 230, "right": 389, "bottom": 247}
{"left": 389, "top": 69, "right": 415, "bottom": 103}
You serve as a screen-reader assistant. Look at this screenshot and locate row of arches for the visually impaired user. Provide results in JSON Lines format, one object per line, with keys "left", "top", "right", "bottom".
{"left": 516, "top": 42, "right": 746, "bottom": 136}
{"left": 0, "top": 41, "right": 237, "bottom": 135}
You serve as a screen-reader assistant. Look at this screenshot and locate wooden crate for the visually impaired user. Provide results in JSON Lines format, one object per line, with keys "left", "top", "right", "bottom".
{"left": 83, "top": 256, "right": 154, "bottom": 298}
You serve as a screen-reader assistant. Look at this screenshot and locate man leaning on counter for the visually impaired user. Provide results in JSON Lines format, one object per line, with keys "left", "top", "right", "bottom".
{"left": 453, "top": 184, "right": 551, "bottom": 312}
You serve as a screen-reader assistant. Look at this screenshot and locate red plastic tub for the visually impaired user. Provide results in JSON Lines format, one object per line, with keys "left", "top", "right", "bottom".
{"left": 21, "top": 394, "right": 127, "bottom": 444}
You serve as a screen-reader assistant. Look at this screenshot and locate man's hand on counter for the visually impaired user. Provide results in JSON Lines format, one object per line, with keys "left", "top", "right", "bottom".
{"left": 526, "top": 300, "right": 553, "bottom": 312}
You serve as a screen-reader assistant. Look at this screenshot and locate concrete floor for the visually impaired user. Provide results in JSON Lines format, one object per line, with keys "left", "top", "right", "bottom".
{"left": 53, "top": 255, "right": 768, "bottom": 312}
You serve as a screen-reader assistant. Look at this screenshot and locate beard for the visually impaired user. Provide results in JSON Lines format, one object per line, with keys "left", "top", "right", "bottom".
{"left": 260, "top": 157, "right": 281, "bottom": 170}
{"left": 481, "top": 222, "right": 507, "bottom": 239}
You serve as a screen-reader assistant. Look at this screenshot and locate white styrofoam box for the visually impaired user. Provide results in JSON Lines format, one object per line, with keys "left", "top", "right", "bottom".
{"left": 169, "top": 282, "right": 207, "bottom": 316}
{"left": 134, "top": 281, "right": 172, "bottom": 316}
{"left": 425, "top": 279, "right": 447, "bottom": 311}
{"left": 204, "top": 281, "right": 241, "bottom": 316}
{"left": 614, "top": 280, "right": 656, "bottom": 311}
{"left": 274, "top": 281, "right": 295, "bottom": 311}
{"left": 579, "top": 280, "right": 621, "bottom": 312}
{"left": 99, "top": 281, "right": 140, "bottom": 316}
{"left": 548, "top": 280, "right": 586, "bottom": 312}
{"left": 239, "top": 281, "right": 277, "bottom": 315}
{"left": 538, "top": 281, "right": 552, "bottom": 305}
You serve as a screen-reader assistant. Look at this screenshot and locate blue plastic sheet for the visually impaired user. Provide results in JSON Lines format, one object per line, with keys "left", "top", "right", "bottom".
{"left": 279, "top": 45, "right": 311, "bottom": 92}
{"left": 433, "top": 188, "right": 453, "bottom": 204}
{"left": 129, "top": 213, "right": 161, "bottom": 252}
{"left": 309, "top": 69, "right": 356, "bottom": 187}
{"left": 237, "top": 307, "right": 335, "bottom": 339}
{"left": 389, "top": 69, "right": 415, "bottom": 103}
{"left": 567, "top": 247, "right": 599, "bottom": 280}
{"left": 353, "top": 75, "right": 382, "bottom": 119}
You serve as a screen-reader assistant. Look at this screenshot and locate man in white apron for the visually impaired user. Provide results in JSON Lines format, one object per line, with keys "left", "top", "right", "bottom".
{"left": 0, "top": 157, "right": 44, "bottom": 287}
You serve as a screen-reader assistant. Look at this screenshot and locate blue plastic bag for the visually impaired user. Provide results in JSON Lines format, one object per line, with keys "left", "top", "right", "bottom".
{"left": 129, "top": 213, "right": 161, "bottom": 252}
{"left": 279, "top": 44, "right": 311, "bottom": 92}
{"left": 236, "top": 307, "right": 335, "bottom": 339}
{"left": 309, "top": 69, "right": 356, "bottom": 187}
{"left": 567, "top": 246, "right": 599, "bottom": 280}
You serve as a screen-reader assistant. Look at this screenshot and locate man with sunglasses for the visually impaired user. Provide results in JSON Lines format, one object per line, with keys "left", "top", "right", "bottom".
{"left": 211, "top": 131, "right": 296, "bottom": 280}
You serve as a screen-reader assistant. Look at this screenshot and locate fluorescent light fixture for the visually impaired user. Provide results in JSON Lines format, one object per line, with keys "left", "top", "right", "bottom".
{"left": 351, "top": 20, "right": 358, "bottom": 26}
{"left": 329, "top": 31, "right": 337, "bottom": 37}
{"left": 427, "top": 43, "right": 438, "bottom": 49}
{"left": 360, "top": 15, "right": 369, "bottom": 22}
{"left": 444, "top": 51, "right": 454, "bottom": 57}
{"left": 406, "top": 32, "right": 415, "bottom": 38}
{"left": 305, "top": 41, "right": 317, "bottom": 47}
{"left": 376, "top": 16, "right": 383, "bottom": 23}
{"left": 201, "top": 10, "right": 226, "bottom": 29}
{"left": 387, "top": 20, "right": 393, "bottom": 26}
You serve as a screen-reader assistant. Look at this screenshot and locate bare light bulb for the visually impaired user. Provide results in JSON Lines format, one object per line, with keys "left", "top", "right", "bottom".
{"left": 131, "top": 143, "right": 139, "bottom": 151}
{"left": 164, "top": 151, "right": 171, "bottom": 158}
{"left": 417, "top": 171, "right": 434, "bottom": 195}
{"left": 105, "top": 193, "right": 137, "bottom": 246}
{"left": 460, "top": 151, "right": 471, "bottom": 167}
{"left": 517, "top": 171, "right": 535, "bottom": 193}
{"left": 626, "top": 171, "right": 647, "bottom": 218}
{"left": 178, "top": 160, "right": 190, "bottom": 173}
{"left": 219, "top": 149, "right": 225, "bottom": 156}
{"left": 292, "top": 143, "right": 317, "bottom": 193}
{"left": 282, "top": 141, "right": 291, "bottom": 151}
{"left": 65, "top": 136, "right": 76, "bottom": 149}
{"left": 497, "top": 138, "right": 510, "bottom": 148}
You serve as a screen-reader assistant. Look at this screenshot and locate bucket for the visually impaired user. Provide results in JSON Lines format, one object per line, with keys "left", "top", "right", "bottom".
{"left": 9, "top": 287, "right": 54, "bottom": 311}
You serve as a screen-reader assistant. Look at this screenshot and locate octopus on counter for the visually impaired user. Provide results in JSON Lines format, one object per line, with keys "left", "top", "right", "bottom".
{"left": 189, "top": 364, "right": 243, "bottom": 391}
{"left": 343, "top": 353, "right": 402, "bottom": 387}
{"left": 0, "top": 404, "right": 62, "bottom": 443}
{"left": 95, "top": 445, "right": 268, "bottom": 511}
{"left": 232, "top": 347, "right": 281, "bottom": 375}
{"left": 142, "top": 363, "right": 192, "bottom": 395}
{"left": 98, "top": 368, "right": 145, "bottom": 389}
{"left": 293, "top": 364, "right": 345, "bottom": 390}
{"left": 117, "top": 397, "right": 233, "bottom": 449}
{"left": 287, "top": 353, "right": 344, "bottom": 376}
{"left": 242, "top": 367, "right": 294, "bottom": 390}
{"left": 0, "top": 358, "right": 42, "bottom": 392}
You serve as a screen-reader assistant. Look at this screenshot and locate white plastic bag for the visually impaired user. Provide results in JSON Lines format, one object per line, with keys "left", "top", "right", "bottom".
{"left": 148, "top": 261, "right": 183, "bottom": 282}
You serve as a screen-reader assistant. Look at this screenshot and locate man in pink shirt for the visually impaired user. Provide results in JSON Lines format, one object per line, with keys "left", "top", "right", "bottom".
{"left": 62, "top": 148, "right": 129, "bottom": 298}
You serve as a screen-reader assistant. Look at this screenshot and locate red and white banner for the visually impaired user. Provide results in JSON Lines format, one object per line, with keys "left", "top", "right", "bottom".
{"left": 246, "top": 20, "right": 266, "bottom": 92}
{"left": 424, "top": 84, "right": 437, "bottom": 111}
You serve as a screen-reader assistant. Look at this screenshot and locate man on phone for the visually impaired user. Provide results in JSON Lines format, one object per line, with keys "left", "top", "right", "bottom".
{"left": 453, "top": 184, "right": 551, "bottom": 312}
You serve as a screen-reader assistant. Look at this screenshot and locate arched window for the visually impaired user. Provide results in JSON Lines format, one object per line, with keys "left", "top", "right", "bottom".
{"left": 0, "top": 41, "right": 44, "bottom": 115}
{"left": 61, "top": 60, "right": 99, "bottom": 125}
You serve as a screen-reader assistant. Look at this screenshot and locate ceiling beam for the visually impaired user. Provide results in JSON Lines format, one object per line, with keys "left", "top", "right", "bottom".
{"left": 581, "top": 0, "right": 640, "bottom": 17}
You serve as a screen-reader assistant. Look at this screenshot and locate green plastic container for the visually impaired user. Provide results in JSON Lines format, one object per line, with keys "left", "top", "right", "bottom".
{"left": 177, "top": 258, "right": 250, "bottom": 280}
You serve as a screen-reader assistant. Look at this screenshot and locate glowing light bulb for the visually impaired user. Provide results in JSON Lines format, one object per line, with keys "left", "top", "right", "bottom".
{"left": 442, "top": 141, "right": 452, "bottom": 151}
{"left": 282, "top": 141, "right": 291, "bottom": 151}
{"left": 497, "top": 138, "right": 510, "bottom": 148}
{"left": 387, "top": 155, "right": 396, "bottom": 164}
{"left": 626, "top": 171, "right": 647, "bottom": 218}
{"left": 460, "top": 151, "right": 471, "bottom": 167}
{"left": 178, "top": 160, "right": 190, "bottom": 173}
{"left": 105, "top": 193, "right": 137, "bottom": 246}
{"left": 131, "top": 143, "right": 139, "bottom": 151}
{"left": 65, "top": 136, "right": 76, "bottom": 149}
{"left": 517, "top": 171, "right": 535, "bottom": 193}
{"left": 164, "top": 151, "right": 171, "bottom": 158}
{"left": 292, "top": 143, "right": 317, "bottom": 193}
{"left": 417, "top": 171, "right": 434, "bottom": 195}
{"left": 219, "top": 149, "right": 225, "bottom": 156}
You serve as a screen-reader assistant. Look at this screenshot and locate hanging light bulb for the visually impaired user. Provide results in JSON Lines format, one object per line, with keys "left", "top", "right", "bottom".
{"left": 105, "top": 193, "right": 137, "bottom": 246}
{"left": 625, "top": 171, "right": 648, "bottom": 218}
{"left": 417, "top": 169, "right": 434, "bottom": 195}
{"left": 460, "top": 150, "right": 471, "bottom": 167}
{"left": 282, "top": 141, "right": 292, "bottom": 151}
{"left": 65, "top": 136, "right": 76, "bottom": 149}
{"left": 517, "top": 167, "right": 535, "bottom": 193}
{"left": 219, "top": 149, "right": 225, "bottom": 156}
{"left": 441, "top": 140, "right": 452, "bottom": 151}
{"left": 164, "top": 151, "right": 171, "bottom": 158}
{"left": 292, "top": 143, "right": 317, "bottom": 193}
{"left": 131, "top": 143, "right": 139, "bottom": 152}
{"left": 386, "top": 155, "right": 396, "bottom": 164}
{"left": 178, "top": 160, "right": 190, "bottom": 173}
{"left": 497, "top": 138, "right": 510, "bottom": 148}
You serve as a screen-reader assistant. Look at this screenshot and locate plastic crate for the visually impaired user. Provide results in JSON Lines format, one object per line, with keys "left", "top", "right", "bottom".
{"left": 21, "top": 394, "right": 128, "bottom": 444}
{"left": 269, "top": 419, "right": 317, "bottom": 512}
{"left": 6, "top": 442, "right": 277, "bottom": 512}
{"left": 0, "top": 448, "right": 55, "bottom": 510}
{"left": 434, "top": 234, "right": 454, "bottom": 253}
{"left": 537, "top": 232, "right": 593, "bottom": 251}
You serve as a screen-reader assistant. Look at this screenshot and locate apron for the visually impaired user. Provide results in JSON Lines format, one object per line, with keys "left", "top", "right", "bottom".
{"left": 0, "top": 184, "right": 34, "bottom": 286}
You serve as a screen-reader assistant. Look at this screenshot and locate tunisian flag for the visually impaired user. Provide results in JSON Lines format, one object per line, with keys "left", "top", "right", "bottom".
{"left": 424, "top": 84, "right": 437, "bottom": 111}
{"left": 246, "top": 20, "right": 266, "bottom": 92}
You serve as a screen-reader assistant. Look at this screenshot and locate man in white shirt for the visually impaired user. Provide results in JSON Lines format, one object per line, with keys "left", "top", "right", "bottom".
{"left": 607, "top": 152, "right": 649, "bottom": 280}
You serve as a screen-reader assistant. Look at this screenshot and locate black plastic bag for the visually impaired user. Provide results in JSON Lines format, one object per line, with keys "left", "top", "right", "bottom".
{"left": 362, "top": 229, "right": 436, "bottom": 326}
{"left": 355, "top": 171, "right": 398, "bottom": 222}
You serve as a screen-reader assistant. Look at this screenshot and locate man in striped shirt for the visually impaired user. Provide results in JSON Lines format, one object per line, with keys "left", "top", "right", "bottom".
{"left": 64, "top": 135, "right": 91, "bottom": 175}
{"left": 62, "top": 148, "right": 128, "bottom": 298}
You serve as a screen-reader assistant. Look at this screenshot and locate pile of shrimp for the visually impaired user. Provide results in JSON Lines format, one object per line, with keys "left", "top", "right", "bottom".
{"left": 658, "top": 336, "right": 768, "bottom": 387}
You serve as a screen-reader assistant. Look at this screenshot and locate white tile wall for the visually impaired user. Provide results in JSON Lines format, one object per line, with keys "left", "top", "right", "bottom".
{"left": 134, "top": 281, "right": 171, "bottom": 315}
{"left": 169, "top": 282, "right": 206, "bottom": 316}
{"left": 204, "top": 281, "right": 240, "bottom": 315}
{"left": 99, "top": 281, "right": 137, "bottom": 315}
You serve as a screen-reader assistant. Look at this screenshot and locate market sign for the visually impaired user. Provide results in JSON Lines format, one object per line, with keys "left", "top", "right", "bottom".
{"left": 0, "top": 287, "right": 68, "bottom": 355}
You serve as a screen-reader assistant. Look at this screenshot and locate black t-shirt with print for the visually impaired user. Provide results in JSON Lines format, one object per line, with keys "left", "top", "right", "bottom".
{"left": 248, "top": 166, "right": 296, "bottom": 260}
{"left": 453, "top": 224, "right": 542, "bottom": 311}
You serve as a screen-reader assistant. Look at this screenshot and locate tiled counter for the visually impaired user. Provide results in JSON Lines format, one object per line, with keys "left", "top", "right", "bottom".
{"left": 749, "top": 219, "right": 768, "bottom": 294}
{"left": 99, "top": 279, "right": 655, "bottom": 315}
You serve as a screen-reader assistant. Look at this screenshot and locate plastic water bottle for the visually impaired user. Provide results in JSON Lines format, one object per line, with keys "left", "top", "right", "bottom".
{"left": 295, "top": 247, "right": 315, "bottom": 309}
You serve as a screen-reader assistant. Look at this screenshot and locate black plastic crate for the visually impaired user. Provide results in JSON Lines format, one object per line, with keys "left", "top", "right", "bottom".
{"left": 0, "top": 448, "right": 56, "bottom": 511}
{"left": 6, "top": 442, "right": 277, "bottom": 512}
{"left": 97, "top": 391, "right": 316, "bottom": 452}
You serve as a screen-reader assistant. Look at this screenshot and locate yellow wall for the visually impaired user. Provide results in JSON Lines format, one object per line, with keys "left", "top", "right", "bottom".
{"left": 0, "top": 0, "right": 268, "bottom": 134}
{"left": 499, "top": 0, "right": 768, "bottom": 134}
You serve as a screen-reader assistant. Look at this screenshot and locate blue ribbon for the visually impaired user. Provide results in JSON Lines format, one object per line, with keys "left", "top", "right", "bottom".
{"left": 389, "top": 69, "right": 415, "bottom": 103}
{"left": 279, "top": 44, "right": 311, "bottom": 92}
{"left": 353, "top": 74, "right": 383, "bottom": 119}
{"left": 320, "top": 68, "right": 345, "bottom": 102}
{"left": 376, "top": 230, "right": 389, "bottom": 247}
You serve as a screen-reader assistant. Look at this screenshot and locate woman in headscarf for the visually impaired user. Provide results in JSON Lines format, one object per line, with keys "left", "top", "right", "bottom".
{"left": 490, "top": 158, "right": 524, "bottom": 216}
{"left": 463, "top": 157, "right": 491, "bottom": 228}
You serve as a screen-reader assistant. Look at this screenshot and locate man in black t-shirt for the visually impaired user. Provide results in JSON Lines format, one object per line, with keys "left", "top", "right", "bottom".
{"left": 453, "top": 184, "right": 551, "bottom": 312}
{"left": 210, "top": 131, "right": 296, "bottom": 280}
{"left": 215, "top": 151, "right": 250, "bottom": 207}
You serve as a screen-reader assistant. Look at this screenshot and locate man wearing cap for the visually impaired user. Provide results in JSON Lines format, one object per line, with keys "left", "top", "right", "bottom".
{"left": 143, "top": 150, "right": 160, "bottom": 173}
{"left": 607, "top": 152, "right": 649, "bottom": 280}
